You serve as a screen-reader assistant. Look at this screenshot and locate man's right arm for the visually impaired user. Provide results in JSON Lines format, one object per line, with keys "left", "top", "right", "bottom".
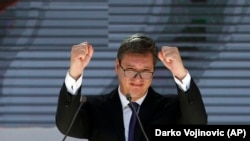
{"left": 55, "top": 72, "right": 90, "bottom": 139}
{"left": 56, "top": 42, "right": 94, "bottom": 138}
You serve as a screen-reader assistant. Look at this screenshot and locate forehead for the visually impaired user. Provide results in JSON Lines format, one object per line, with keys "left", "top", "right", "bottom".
{"left": 120, "top": 53, "right": 154, "bottom": 66}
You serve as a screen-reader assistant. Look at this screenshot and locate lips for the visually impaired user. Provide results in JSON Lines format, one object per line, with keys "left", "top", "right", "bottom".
{"left": 130, "top": 83, "right": 143, "bottom": 87}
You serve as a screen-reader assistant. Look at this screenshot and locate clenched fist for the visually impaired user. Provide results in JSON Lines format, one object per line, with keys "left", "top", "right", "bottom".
{"left": 69, "top": 42, "right": 94, "bottom": 80}
{"left": 158, "top": 46, "right": 187, "bottom": 81}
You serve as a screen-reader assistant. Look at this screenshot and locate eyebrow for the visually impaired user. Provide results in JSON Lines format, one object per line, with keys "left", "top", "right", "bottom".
{"left": 123, "top": 65, "right": 153, "bottom": 71}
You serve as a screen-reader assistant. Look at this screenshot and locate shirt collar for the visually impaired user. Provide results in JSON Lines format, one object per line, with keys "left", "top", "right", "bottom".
{"left": 118, "top": 85, "right": 147, "bottom": 109}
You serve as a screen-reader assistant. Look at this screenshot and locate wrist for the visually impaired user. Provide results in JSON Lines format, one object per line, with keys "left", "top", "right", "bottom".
{"left": 174, "top": 69, "right": 187, "bottom": 81}
{"left": 69, "top": 69, "right": 83, "bottom": 80}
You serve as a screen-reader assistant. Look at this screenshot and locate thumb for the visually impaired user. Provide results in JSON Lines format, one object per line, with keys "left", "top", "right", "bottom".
{"left": 158, "top": 51, "right": 171, "bottom": 70}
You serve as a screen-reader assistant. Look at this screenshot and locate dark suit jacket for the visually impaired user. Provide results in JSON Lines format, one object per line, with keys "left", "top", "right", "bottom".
{"left": 56, "top": 78, "right": 207, "bottom": 141}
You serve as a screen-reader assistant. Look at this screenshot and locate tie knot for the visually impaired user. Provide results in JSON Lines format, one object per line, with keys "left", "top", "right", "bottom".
{"left": 128, "top": 102, "right": 139, "bottom": 111}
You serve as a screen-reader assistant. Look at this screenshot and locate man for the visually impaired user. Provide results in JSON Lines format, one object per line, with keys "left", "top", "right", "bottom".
{"left": 55, "top": 33, "right": 207, "bottom": 141}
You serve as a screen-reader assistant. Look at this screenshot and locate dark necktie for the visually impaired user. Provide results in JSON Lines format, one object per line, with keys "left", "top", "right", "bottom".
{"left": 128, "top": 102, "right": 139, "bottom": 141}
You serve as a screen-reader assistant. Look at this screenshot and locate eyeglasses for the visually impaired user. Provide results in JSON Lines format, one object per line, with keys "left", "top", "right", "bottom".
{"left": 119, "top": 64, "right": 154, "bottom": 79}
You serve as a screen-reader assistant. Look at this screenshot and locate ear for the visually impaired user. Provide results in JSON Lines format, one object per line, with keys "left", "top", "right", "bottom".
{"left": 115, "top": 58, "right": 119, "bottom": 73}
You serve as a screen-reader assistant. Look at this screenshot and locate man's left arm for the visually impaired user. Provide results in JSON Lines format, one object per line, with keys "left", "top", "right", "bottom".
{"left": 174, "top": 72, "right": 208, "bottom": 124}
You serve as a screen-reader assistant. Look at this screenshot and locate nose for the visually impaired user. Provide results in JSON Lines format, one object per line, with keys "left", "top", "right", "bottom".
{"left": 133, "top": 72, "right": 143, "bottom": 79}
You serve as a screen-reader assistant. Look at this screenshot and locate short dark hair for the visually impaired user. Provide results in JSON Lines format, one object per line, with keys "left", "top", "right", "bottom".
{"left": 117, "top": 33, "right": 158, "bottom": 66}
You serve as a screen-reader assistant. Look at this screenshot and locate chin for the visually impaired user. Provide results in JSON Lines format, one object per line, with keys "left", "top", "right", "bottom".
{"left": 130, "top": 91, "right": 144, "bottom": 97}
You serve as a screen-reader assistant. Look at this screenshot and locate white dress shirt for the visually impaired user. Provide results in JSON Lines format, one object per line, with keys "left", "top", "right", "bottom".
{"left": 117, "top": 86, "right": 146, "bottom": 141}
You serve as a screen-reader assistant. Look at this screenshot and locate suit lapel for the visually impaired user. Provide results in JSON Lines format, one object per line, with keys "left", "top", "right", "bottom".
{"left": 139, "top": 87, "right": 160, "bottom": 123}
{"left": 135, "top": 87, "right": 160, "bottom": 140}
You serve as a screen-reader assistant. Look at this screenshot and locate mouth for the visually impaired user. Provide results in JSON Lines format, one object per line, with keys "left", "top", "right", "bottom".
{"left": 130, "top": 83, "right": 143, "bottom": 88}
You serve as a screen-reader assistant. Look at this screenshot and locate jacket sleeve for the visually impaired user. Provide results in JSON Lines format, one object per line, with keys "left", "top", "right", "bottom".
{"left": 177, "top": 78, "right": 208, "bottom": 124}
{"left": 55, "top": 82, "right": 91, "bottom": 139}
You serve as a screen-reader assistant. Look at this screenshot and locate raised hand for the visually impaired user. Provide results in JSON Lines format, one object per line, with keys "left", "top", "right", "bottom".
{"left": 69, "top": 42, "right": 94, "bottom": 80}
{"left": 158, "top": 46, "right": 187, "bottom": 81}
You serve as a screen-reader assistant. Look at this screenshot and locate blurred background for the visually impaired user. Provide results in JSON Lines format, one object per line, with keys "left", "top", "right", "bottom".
{"left": 0, "top": 0, "right": 250, "bottom": 140}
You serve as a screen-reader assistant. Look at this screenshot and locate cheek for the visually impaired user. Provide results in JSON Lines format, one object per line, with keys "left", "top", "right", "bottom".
{"left": 144, "top": 79, "right": 153, "bottom": 86}
{"left": 116, "top": 69, "right": 123, "bottom": 78}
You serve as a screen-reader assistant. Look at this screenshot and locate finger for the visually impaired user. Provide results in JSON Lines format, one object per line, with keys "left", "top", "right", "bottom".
{"left": 158, "top": 51, "right": 164, "bottom": 62}
{"left": 72, "top": 44, "right": 89, "bottom": 56}
{"left": 79, "top": 41, "right": 89, "bottom": 46}
{"left": 83, "top": 45, "right": 94, "bottom": 63}
{"left": 159, "top": 49, "right": 173, "bottom": 63}
{"left": 88, "top": 44, "right": 94, "bottom": 57}
{"left": 158, "top": 52, "right": 172, "bottom": 65}
{"left": 72, "top": 41, "right": 88, "bottom": 50}
{"left": 158, "top": 51, "right": 171, "bottom": 70}
{"left": 163, "top": 52, "right": 174, "bottom": 63}
{"left": 161, "top": 46, "right": 173, "bottom": 53}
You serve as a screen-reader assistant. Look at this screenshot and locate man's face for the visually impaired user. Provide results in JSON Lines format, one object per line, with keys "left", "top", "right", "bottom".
{"left": 115, "top": 52, "right": 154, "bottom": 101}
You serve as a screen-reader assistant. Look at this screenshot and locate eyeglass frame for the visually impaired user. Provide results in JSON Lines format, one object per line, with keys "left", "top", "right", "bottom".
{"left": 118, "top": 62, "right": 154, "bottom": 79}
